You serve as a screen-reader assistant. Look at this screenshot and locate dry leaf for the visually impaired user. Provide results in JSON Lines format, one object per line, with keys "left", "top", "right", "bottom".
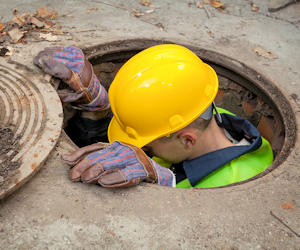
{"left": 12, "top": 13, "right": 31, "bottom": 26}
{"left": 0, "top": 35, "right": 7, "bottom": 44}
{"left": 19, "top": 13, "right": 31, "bottom": 24}
{"left": 251, "top": 2, "right": 259, "bottom": 12}
{"left": 203, "top": 0, "right": 210, "bottom": 4}
{"left": 281, "top": 203, "right": 293, "bottom": 210}
{"left": 131, "top": 8, "right": 144, "bottom": 17}
{"left": 8, "top": 28, "right": 24, "bottom": 43}
{"left": 253, "top": 47, "right": 278, "bottom": 60}
{"left": 44, "top": 20, "right": 56, "bottom": 28}
{"left": 53, "top": 30, "right": 64, "bottom": 35}
{"left": 108, "top": 230, "right": 116, "bottom": 237}
{"left": 140, "top": 0, "right": 152, "bottom": 7}
{"left": 0, "top": 23, "right": 5, "bottom": 32}
{"left": 13, "top": 9, "right": 18, "bottom": 16}
{"left": 5, "top": 46, "right": 14, "bottom": 56}
{"left": 210, "top": 0, "right": 224, "bottom": 9}
{"left": 12, "top": 16, "right": 24, "bottom": 26}
{"left": 188, "top": 2, "right": 193, "bottom": 7}
{"left": 196, "top": 0, "right": 203, "bottom": 8}
{"left": 39, "top": 33, "right": 58, "bottom": 41}
{"left": 145, "top": 9, "right": 154, "bottom": 14}
{"left": 155, "top": 22, "right": 165, "bottom": 30}
{"left": 31, "top": 16, "right": 45, "bottom": 28}
{"left": 21, "top": 38, "right": 27, "bottom": 44}
{"left": 207, "top": 31, "right": 215, "bottom": 37}
{"left": 87, "top": 7, "right": 98, "bottom": 13}
{"left": 38, "top": 7, "right": 49, "bottom": 18}
{"left": 49, "top": 10, "right": 58, "bottom": 20}
{"left": 38, "top": 7, "right": 57, "bottom": 19}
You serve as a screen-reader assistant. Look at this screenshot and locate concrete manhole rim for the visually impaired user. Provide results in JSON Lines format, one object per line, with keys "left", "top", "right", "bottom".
{"left": 78, "top": 38, "right": 297, "bottom": 189}
{"left": 0, "top": 60, "right": 63, "bottom": 199}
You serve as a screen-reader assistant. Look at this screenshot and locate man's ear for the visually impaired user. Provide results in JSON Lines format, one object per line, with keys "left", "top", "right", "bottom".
{"left": 177, "top": 131, "right": 197, "bottom": 149}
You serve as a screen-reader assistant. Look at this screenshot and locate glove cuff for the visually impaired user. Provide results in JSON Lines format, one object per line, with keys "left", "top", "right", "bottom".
{"left": 67, "top": 59, "right": 94, "bottom": 104}
{"left": 120, "top": 142, "right": 158, "bottom": 182}
{"left": 150, "top": 159, "right": 176, "bottom": 187}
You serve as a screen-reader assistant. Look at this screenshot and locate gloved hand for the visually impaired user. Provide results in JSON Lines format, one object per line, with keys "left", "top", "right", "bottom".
{"left": 34, "top": 46, "right": 109, "bottom": 111}
{"left": 61, "top": 141, "right": 176, "bottom": 188}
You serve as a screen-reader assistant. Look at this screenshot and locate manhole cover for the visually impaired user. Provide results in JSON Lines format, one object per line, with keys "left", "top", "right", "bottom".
{"left": 0, "top": 60, "right": 63, "bottom": 199}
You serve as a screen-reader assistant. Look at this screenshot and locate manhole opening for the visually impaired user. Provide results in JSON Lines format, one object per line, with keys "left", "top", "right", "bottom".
{"left": 63, "top": 39, "right": 297, "bottom": 186}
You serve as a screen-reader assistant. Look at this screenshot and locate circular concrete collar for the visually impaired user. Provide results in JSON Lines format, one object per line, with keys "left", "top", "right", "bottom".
{"left": 0, "top": 59, "right": 63, "bottom": 199}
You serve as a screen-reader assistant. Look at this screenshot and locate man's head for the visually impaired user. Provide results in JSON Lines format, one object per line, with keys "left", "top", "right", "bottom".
{"left": 143, "top": 115, "right": 212, "bottom": 163}
{"left": 107, "top": 44, "right": 219, "bottom": 149}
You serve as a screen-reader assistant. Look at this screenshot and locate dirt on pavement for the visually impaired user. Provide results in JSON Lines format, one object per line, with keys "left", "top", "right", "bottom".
{"left": 0, "top": 125, "right": 20, "bottom": 189}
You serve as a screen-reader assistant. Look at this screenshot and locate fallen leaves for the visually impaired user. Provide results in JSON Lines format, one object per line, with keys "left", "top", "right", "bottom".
{"left": 8, "top": 28, "right": 24, "bottom": 43}
{"left": 139, "top": 0, "right": 152, "bottom": 7}
{"left": 108, "top": 230, "right": 116, "bottom": 237}
{"left": 209, "top": 0, "right": 224, "bottom": 9}
{"left": 136, "top": 0, "right": 155, "bottom": 16}
{"left": 145, "top": 9, "right": 154, "bottom": 14}
{"left": 207, "top": 31, "right": 215, "bottom": 38}
{"left": 202, "top": 0, "right": 224, "bottom": 9}
{"left": 155, "top": 22, "right": 165, "bottom": 30}
{"left": 31, "top": 16, "right": 45, "bottom": 28}
{"left": 131, "top": 8, "right": 144, "bottom": 17}
{"left": 87, "top": 7, "right": 99, "bottom": 13}
{"left": 39, "top": 33, "right": 58, "bottom": 42}
{"left": 0, "top": 23, "right": 5, "bottom": 32}
{"left": 0, "top": 7, "right": 61, "bottom": 47}
{"left": 250, "top": 2, "right": 259, "bottom": 12}
{"left": 196, "top": 0, "right": 203, "bottom": 8}
{"left": 281, "top": 202, "right": 293, "bottom": 210}
{"left": 253, "top": 46, "right": 278, "bottom": 60}
{"left": 191, "top": 0, "right": 225, "bottom": 12}
{"left": 12, "top": 14, "right": 30, "bottom": 26}
{"left": 37, "top": 7, "right": 57, "bottom": 19}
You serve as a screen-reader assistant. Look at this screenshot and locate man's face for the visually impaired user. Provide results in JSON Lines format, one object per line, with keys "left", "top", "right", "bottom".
{"left": 142, "top": 135, "right": 189, "bottom": 163}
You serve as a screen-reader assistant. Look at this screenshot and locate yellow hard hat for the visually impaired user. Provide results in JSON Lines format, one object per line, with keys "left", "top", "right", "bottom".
{"left": 108, "top": 44, "right": 218, "bottom": 148}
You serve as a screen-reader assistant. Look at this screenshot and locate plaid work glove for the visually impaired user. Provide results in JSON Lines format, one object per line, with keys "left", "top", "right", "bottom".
{"left": 62, "top": 141, "right": 176, "bottom": 188}
{"left": 34, "top": 46, "right": 109, "bottom": 111}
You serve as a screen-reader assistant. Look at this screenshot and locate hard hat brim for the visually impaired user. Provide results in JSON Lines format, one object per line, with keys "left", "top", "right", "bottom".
{"left": 108, "top": 116, "right": 152, "bottom": 148}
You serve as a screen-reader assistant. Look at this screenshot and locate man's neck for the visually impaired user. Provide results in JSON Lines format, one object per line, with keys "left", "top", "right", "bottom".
{"left": 187, "top": 117, "right": 234, "bottom": 160}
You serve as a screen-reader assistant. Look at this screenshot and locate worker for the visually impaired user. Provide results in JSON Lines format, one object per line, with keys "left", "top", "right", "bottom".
{"left": 34, "top": 44, "right": 273, "bottom": 188}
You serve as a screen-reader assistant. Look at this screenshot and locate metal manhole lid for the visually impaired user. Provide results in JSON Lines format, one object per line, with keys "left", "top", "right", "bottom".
{"left": 0, "top": 59, "right": 63, "bottom": 199}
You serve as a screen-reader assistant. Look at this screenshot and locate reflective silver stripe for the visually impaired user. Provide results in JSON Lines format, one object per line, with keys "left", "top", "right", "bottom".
{"left": 199, "top": 101, "right": 223, "bottom": 123}
{"left": 212, "top": 101, "right": 222, "bottom": 123}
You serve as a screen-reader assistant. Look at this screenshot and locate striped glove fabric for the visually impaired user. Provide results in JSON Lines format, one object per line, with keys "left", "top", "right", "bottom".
{"left": 62, "top": 141, "right": 176, "bottom": 188}
{"left": 34, "top": 46, "right": 109, "bottom": 111}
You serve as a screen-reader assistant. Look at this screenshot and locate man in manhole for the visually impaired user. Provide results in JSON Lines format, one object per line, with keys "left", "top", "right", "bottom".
{"left": 34, "top": 44, "right": 273, "bottom": 188}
